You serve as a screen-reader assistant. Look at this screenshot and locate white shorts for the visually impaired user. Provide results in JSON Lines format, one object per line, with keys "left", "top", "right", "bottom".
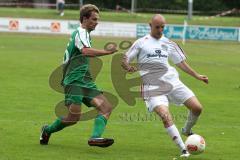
{"left": 144, "top": 84, "right": 195, "bottom": 112}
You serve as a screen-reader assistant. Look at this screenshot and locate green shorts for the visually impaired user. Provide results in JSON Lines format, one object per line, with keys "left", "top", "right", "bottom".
{"left": 64, "top": 82, "right": 102, "bottom": 107}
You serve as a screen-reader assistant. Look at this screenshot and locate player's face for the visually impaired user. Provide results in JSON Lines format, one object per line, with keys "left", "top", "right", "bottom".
{"left": 85, "top": 11, "right": 99, "bottom": 31}
{"left": 150, "top": 19, "right": 165, "bottom": 39}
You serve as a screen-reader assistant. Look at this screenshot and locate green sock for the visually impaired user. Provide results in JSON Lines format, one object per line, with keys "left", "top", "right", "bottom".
{"left": 45, "top": 118, "right": 68, "bottom": 134}
{"left": 91, "top": 115, "right": 107, "bottom": 138}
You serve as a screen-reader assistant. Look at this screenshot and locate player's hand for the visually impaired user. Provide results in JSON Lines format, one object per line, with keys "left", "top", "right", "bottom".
{"left": 197, "top": 75, "right": 208, "bottom": 84}
{"left": 127, "top": 65, "right": 138, "bottom": 73}
{"left": 105, "top": 43, "right": 118, "bottom": 54}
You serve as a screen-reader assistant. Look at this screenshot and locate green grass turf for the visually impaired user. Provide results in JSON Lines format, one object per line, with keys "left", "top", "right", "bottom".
{"left": 0, "top": 32, "right": 240, "bottom": 160}
{"left": 0, "top": 7, "right": 240, "bottom": 26}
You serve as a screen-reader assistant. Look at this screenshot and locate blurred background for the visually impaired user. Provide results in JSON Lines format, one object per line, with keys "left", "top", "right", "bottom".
{"left": 0, "top": 0, "right": 239, "bottom": 16}
{"left": 0, "top": 1, "right": 240, "bottom": 160}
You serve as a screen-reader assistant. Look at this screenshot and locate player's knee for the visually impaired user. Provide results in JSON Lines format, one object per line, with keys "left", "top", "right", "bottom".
{"left": 106, "top": 104, "right": 113, "bottom": 113}
{"left": 69, "top": 105, "right": 81, "bottom": 115}
{"left": 163, "top": 118, "right": 173, "bottom": 128}
{"left": 98, "top": 102, "right": 113, "bottom": 115}
{"left": 192, "top": 104, "right": 202, "bottom": 116}
{"left": 102, "top": 105, "right": 113, "bottom": 117}
{"left": 64, "top": 114, "right": 81, "bottom": 125}
{"left": 159, "top": 111, "right": 173, "bottom": 127}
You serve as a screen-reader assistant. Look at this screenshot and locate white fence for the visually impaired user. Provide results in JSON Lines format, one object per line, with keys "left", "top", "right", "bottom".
{"left": 0, "top": 17, "right": 239, "bottom": 42}
{"left": 0, "top": 17, "right": 136, "bottom": 37}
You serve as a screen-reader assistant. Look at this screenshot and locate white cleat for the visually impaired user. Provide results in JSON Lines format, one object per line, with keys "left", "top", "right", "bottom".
{"left": 180, "top": 150, "right": 190, "bottom": 158}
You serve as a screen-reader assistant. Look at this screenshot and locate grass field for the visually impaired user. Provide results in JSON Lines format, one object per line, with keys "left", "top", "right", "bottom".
{"left": 0, "top": 7, "right": 240, "bottom": 26}
{"left": 0, "top": 32, "right": 240, "bottom": 160}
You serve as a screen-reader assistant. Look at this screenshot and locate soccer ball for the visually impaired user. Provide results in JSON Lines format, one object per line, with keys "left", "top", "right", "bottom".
{"left": 185, "top": 134, "right": 206, "bottom": 155}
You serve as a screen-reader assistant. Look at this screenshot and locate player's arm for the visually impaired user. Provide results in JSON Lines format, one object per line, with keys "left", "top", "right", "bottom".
{"left": 121, "top": 55, "right": 138, "bottom": 72}
{"left": 76, "top": 30, "right": 117, "bottom": 57}
{"left": 176, "top": 61, "right": 208, "bottom": 84}
{"left": 121, "top": 41, "right": 140, "bottom": 73}
{"left": 169, "top": 41, "right": 208, "bottom": 84}
{"left": 82, "top": 47, "right": 117, "bottom": 57}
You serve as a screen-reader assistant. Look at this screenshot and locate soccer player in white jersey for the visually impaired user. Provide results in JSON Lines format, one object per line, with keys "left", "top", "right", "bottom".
{"left": 122, "top": 14, "right": 208, "bottom": 158}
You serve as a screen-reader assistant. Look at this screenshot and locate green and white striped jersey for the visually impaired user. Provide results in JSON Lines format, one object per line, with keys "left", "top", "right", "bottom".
{"left": 62, "top": 27, "right": 95, "bottom": 88}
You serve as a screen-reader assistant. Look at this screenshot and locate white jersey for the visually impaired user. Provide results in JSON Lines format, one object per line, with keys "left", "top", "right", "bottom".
{"left": 125, "top": 34, "right": 187, "bottom": 98}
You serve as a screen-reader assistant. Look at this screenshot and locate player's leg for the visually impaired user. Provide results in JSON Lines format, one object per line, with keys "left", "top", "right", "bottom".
{"left": 154, "top": 106, "right": 187, "bottom": 153}
{"left": 167, "top": 84, "right": 201, "bottom": 136}
{"left": 182, "top": 96, "right": 202, "bottom": 136}
{"left": 59, "top": 2, "right": 64, "bottom": 16}
{"left": 145, "top": 96, "right": 189, "bottom": 157}
{"left": 40, "top": 103, "right": 81, "bottom": 145}
{"left": 88, "top": 94, "right": 114, "bottom": 147}
{"left": 47, "top": 103, "right": 81, "bottom": 133}
{"left": 40, "top": 86, "right": 83, "bottom": 145}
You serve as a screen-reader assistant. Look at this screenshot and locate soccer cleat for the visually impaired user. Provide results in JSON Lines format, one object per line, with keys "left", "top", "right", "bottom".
{"left": 88, "top": 137, "right": 114, "bottom": 148}
{"left": 181, "top": 128, "right": 194, "bottom": 137}
{"left": 40, "top": 125, "right": 51, "bottom": 145}
{"left": 180, "top": 149, "right": 190, "bottom": 158}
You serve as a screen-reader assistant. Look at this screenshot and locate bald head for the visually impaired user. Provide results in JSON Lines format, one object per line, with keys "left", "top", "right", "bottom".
{"left": 149, "top": 14, "right": 166, "bottom": 39}
{"left": 151, "top": 14, "right": 166, "bottom": 24}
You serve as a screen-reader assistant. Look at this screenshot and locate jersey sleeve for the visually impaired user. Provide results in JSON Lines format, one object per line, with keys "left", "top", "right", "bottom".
{"left": 75, "top": 30, "right": 91, "bottom": 50}
{"left": 125, "top": 39, "right": 141, "bottom": 63}
{"left": 168, "top": 41, "right": 186, "bottom": 64}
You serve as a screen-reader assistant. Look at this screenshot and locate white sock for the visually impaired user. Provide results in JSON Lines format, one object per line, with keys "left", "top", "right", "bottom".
{"left": 166, "top": 124, "right": 186, "bottom": 151}
{"left": 183, "top": 111, "right": 199, "bottom": 133}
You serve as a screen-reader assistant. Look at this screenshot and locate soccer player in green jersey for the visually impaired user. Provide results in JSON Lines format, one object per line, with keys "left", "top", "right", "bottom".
{"left": 40, "top": 4, "right": 118, "bottom": 147}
